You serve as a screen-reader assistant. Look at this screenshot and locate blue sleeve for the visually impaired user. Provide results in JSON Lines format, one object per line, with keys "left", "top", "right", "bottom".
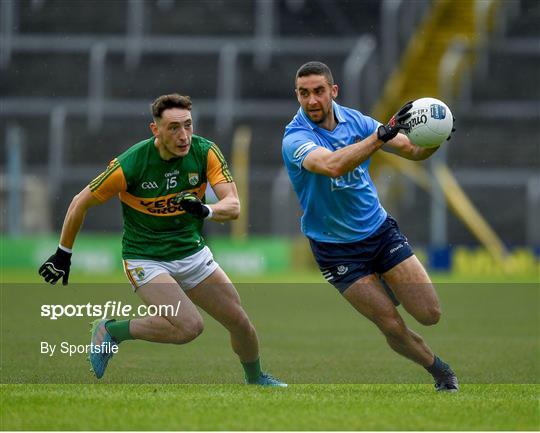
{"left": 282, "top": 129, "right": 320, "bottom": 170}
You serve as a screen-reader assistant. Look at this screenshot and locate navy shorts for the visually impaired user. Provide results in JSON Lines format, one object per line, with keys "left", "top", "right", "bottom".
{"left": 309, "top": 215, "right": 414, "bottom": 293}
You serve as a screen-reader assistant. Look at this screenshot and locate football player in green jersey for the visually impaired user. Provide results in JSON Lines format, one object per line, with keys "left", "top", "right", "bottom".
{"left": 39, "top": 93, "right": 286, "bottom": 387}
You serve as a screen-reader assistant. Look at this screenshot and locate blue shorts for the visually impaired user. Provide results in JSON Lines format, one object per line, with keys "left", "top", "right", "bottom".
{"left": 308, "top": 215, "right": 414, "bottom": 293}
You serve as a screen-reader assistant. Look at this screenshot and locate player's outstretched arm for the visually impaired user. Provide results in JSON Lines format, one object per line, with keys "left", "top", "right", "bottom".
{"left": 301, "top": 101, "right": 414, "bottom": 178}
{"left": 302, "top": 133, "right": 383, "bottom": 178}
{"left": 382, "top": 133, "right": 440, "bottom": 161}
{"left": 38, "top": 186, "right": 102, "bottom": 285}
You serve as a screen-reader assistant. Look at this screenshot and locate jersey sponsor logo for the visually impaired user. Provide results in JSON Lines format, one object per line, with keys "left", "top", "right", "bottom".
{"left": 293, "top": 141, "right": 317, "bottom": 160}
{"left": 330, "top": 166, "right": 366, "bottom": 191}
{"left": 327, "top": 140, "right": 367, "bottom": 191}
{"left": 164, "top": 170, "right": 180, "bottom": 178}
{"left": 141, "top": 181, "right": 159, "bottom": 189}
{"left": 120, "top": 187, "right": 206, "bottom": 216}
{"left": 139, "top": 197, "right": 185, "bottom": 215}
{"left": 188, "top": 173, "right": 199, "bottom": 186}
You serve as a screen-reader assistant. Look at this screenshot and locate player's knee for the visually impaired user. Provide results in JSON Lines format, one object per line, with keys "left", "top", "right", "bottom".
{"left": 379, "top": 317, "right": 407, "bottom": 339}
{"left": 417, "top": 306, "right": 441, "bottom": 326}
{"left": 172, "top": 319, "right": 204, "bottom": 344}
{"left": 185, "top": 319, "right": 205, "bottom": 341}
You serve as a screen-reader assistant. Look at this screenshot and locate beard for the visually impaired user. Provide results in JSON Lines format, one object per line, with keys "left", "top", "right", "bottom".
{"left": 307, "top": 108, "right": 328, "bottom": 124}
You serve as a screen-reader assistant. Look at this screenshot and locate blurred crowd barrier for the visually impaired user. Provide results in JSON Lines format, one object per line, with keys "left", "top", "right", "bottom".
{"left": 2, "top": 234, "right": 538, "bottom": 277}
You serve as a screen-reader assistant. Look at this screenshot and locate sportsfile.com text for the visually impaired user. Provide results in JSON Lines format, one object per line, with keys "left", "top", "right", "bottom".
{"left": 40, "top": 301, "right": 181, "bottom": 320}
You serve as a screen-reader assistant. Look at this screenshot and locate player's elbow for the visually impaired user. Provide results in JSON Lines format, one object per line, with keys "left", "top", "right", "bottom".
{"left": 305, "top": 154, "right": 347, "bottom": 178}
{"left": 324, "top": 163, "right": 347, "bottom": 178}
{"left": 325, "top": 157, "right": 357, "bottom": 178}
{"left": 326, "top": 167, "right": 343, "bottom": 178}
{"left": 70, "top": 187, "right": 98, "bottom": 213}
{"left": 70, "top": 194, "right": 91, "bottom": 214}
{"left": 331, "top": 165, "right": 355, "bottom": 178}
{"left": 70, "top": 192, "right": 85, "bottom": 211}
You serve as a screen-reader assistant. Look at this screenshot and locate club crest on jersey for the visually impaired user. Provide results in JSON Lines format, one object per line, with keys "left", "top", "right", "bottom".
{"left": 188, "top": 173, "right": 199, "bottom": 186}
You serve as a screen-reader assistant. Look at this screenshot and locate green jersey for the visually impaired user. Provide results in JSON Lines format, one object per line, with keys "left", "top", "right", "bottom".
{"left": 89, "top": 135, "right": 233, "bottom": 261}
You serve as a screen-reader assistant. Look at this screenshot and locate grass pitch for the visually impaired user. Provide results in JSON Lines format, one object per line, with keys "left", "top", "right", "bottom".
{"left": 1, "top": 270, "right": 538, "bottom": 430}
{"left": 2, "top": 384, "right": 538, "bottom": 430}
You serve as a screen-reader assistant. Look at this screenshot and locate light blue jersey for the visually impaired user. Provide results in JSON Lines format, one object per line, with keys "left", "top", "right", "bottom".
{"left": 282, "top": 101, "right": 387, "bottom": 243}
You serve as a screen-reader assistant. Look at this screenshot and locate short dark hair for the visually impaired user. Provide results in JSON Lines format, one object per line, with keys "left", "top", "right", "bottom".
{"left": 151, "top": 93, "right": 192, "bottom": 119}
{"left": 295, "top": 61, "right": 334, "bottom": 86}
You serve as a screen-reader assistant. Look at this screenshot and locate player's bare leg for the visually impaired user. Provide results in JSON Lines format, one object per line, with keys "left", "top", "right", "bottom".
{"left": 187, "top": 267, "right": 258, "bottom": 362}
{"left": 343, "top": 274, "right": 434, "bottom": 366}
{"left": 381, "top": 255, "right": 441, "bottom": 326}
{"left": 88, "top": 273, "right": 204, "bottom": 379}
{"left": 187, "top": 267, "right": 286, "bottom": 386}
{"left": 131, "top": 273, "right": 204, "bottom": 344}
{"left": 345, "top": 263, "right": 458, "bottom": 391}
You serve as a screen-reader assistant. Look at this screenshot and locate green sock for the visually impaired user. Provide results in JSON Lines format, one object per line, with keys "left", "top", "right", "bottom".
{"left": 105, "top": 320, "right": 134, "bottom": 343}
{"left": 242, "top": 358, "right": 262, "bottom": 382}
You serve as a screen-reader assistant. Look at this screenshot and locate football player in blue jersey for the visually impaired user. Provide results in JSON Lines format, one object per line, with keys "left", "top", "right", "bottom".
{"left": 282, "top": 61, "right": 458, "bottom": 392}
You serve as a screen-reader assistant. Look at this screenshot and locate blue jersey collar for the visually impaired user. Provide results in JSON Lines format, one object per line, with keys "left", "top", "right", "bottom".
{"left": 333, "top": 101, "right": 347, "bottom": 124}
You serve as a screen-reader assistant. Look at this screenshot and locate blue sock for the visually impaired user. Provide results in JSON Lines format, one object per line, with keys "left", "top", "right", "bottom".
{"left": 425, "top": 355, "right": 451, "bottom": 377}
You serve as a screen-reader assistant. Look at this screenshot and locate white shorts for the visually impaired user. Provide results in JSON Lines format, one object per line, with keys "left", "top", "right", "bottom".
{"left": 122, "top": 246, "right": 219, "bottom": 291}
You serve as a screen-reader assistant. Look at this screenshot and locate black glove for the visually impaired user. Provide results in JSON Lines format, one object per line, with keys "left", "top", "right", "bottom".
{"left": 377, "top": 100, "right": 413, "bottom": 143}
{"left": 38, "top": 247, "right": 71, "bottom": 285}
{"left": 447, "top": 116, "right": 456, "bottom": 141}
{"left": 175, "top": 192, "right": 210, "bottom": 218}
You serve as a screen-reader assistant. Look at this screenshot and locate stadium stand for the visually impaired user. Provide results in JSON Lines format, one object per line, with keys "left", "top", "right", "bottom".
{"left": 444, "top": 0, "right": 540, "bottom": 246}
{"left": 1, "top": 0, "right": 538, "bottom": 249}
